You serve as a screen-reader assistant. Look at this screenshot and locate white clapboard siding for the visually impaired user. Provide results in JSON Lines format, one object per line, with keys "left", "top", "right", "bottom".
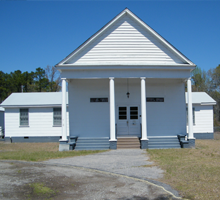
{"left": 187, "top": 105, "right": 214, "bottom": 133}
{"left": 66, "top": 15, "right": 185, "bottom": 65}
{"left": 69, "top": 79, "right": 186, "bottom": 137}
{"left": 5, "top": 107, "right": 69, "bottom": 137}
{"left": 69, "top": 79, "right": 110, "bottom": 138}
{"left": 146, "top": 80, "right": 186, "bottom": 136}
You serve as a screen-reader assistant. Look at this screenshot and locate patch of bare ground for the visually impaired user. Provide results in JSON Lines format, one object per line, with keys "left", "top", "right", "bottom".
{"left": 0, "top": 142, "right": 106, "bottom": 161}
{"left": 0, "top": 161, "right": 178, "bottom": 200}
{"left": 148, "top": 139, "right": 220, "bottom": 200}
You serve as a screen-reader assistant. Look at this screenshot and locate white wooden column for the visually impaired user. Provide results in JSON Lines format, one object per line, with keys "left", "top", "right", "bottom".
{"left": 141, "top": 77, "right": 148, "bottom": 140}
{"left": 109, "top": 77, "right": 116, "bottom": 141}
{"left": 187, "top": 78, "right": 194, "bottom": 139}
{"left": 61, "top": 78, "right": 67, "bottom": 141}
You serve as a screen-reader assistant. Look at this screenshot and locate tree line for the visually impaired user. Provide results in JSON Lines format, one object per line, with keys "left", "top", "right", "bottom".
{"left": 191, "top": 64, "right": 220, "bottom": 126}
{"left": 0, "top": 66, "right": 61, "bottom": 103}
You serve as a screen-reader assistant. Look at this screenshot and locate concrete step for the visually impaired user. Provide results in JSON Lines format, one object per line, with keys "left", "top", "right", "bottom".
{"left": 77, "top": 139, "right": 109, "bottom": 142}
{"left": 149, "top": 142, "right": 180, "bottom": 145}
{"left": 147, "top": 136, "right": 181, "bottom": 149}
{"left": 148, "top": 146, "right": 181, "bottom": 149}
{"left": 117, "top": 140, "right": 140, "bottom": 143}
{"left": 75, "top": 143, "right": 109, "bottom": 146}
{"left": 149, "top": 138, "right": 179, "bottom": 142}
{"left": 75, "top": 137, "right": 110, "bottom": 150}
{"left": 75, "top": 146, "right": 109, "bottom": 150}
{"left": 117, "top": 137, "right": 140, "bottom": 149}
{"left": 117, "top": 137, "right": 140, "bottom": 140}
{"left": 117, "top": 146, "right": 140, "bottom": 149}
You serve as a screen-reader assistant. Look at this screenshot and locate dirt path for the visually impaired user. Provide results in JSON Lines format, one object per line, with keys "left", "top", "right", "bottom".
{"left": 0, "top": 161, "right": 181, "bottom": 200}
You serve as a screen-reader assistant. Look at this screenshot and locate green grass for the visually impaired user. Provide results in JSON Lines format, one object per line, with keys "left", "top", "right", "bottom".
{"left": 28, "top": 182, "right": 57, "bottom": 199}
{"left": 147, "top": 139, "right": 220, "bottom": 200}
{"left": 30, "top": 183, "right": 55, "bottom": 195}
{"left": 0, "top": 142, "right": 107, "bottom": 161}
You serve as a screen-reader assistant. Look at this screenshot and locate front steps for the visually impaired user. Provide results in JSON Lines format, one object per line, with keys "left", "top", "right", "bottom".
{"left": 74, "top": 137, "right": 110, "bottom": 150}
{"left": 73, "top": 136, "right": 181, "bottom": 150}
{"left": 117, "top": 137, "right": 140, "bottom": 149}
{"left": 148, "top": 137, "right": 181, "bottom": 149}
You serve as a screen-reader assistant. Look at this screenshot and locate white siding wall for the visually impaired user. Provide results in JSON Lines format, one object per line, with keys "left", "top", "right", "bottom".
{"left": 66, "top": 15, "right": 185, "bottom": 65}
{"left": 187, "top": 105, "right": 214, "bottom": 133}
{"left": 5, "top": 107, "right": 69, "bottom": 137}
{"left": 146, "top": 80, "right": 186, "bottom": 136}
{"left": 69, "top": 79, "right": 110, "bottom": 138}
{"left": 69, "top": 78, "right": 186, "bottom": 138}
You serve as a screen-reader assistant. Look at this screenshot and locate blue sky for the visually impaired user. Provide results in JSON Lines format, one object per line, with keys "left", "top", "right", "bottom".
{"left": 0, "top": 0, "right": 219, "bottom": 74}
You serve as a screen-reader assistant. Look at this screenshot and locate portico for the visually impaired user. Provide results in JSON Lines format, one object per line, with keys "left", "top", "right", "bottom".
{"left": 59, "top": 76, "right": 195, "bottom": 150}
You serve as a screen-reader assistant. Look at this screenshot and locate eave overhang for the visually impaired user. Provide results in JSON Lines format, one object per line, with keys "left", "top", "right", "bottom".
{"left": 56, "top": 64, "right": 196, "bottom": 72}
{"left": 187, "top": 102, "right": 217, "bottom": 106}
{"left": 1, "top": 104, "right": 69, "bottom": 108}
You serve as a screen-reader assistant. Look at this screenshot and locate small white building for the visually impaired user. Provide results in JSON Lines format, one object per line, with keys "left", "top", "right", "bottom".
{"left": 186, "top": 92, "right": 216, "bottom": 139}
{"left": 1, "top": 93, "right": 69, "bottom": 142}
{"left": 1, "top": 8, "right": 214, "bottom": 150}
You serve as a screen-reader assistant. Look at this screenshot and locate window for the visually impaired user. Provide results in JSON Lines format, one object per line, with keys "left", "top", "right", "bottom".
{"left": 130, "top": 107, "right": 138, "bottom": 119}
{"left": 53, "top": 108, "right": 61, "bottom": 126}
{"left": 20, "top": 108, "right": 29, "bottom": 126}
{"left": 147, "top": 97, "right": 164, "bottom": 102}
{"left": 90, "top": 98, "right": 108, "bottom": 102}
{"left": 119, "top": 107, "right": 127, "bottom": 120}
{"left": 186, "top": 107, "right": 195, "bottom": 125}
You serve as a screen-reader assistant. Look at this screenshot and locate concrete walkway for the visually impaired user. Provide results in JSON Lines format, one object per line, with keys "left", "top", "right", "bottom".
{"left": 44, "top": 149, "right": 163, "bottom": 180}
{"left": 43, "top": 149, "right": 181, "bottom": 198}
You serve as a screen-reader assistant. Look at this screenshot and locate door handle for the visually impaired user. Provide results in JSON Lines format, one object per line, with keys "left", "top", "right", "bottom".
{"left": 127, "top": 121, "right": 128, "bottom": 126}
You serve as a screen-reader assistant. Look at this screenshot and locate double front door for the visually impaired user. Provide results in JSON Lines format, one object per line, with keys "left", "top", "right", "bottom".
{"left": 117, "top": 105, "right": 140, "bottom": 137}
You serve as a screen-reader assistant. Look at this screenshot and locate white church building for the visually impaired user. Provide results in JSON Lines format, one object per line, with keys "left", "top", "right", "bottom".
{"left": 1, "top": 9, "right": 216, "bottom": 150}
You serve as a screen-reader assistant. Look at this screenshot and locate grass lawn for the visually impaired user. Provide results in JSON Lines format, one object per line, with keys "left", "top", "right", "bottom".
{"left": 147, "top": 137, "right": 220, "bottom": 200}
{"left": 0, "top": 142, "right": 106, "bottom": 161}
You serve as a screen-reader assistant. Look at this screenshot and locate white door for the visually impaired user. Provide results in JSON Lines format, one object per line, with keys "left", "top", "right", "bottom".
{"left": 117, "top": 106, "right": 140, "bottom": 137}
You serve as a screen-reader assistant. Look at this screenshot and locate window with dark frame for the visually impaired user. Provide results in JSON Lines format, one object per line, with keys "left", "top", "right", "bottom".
{"left": 130, "top": 107, "right": 138, "bottom": 119}
{"left": 20, "top": 108, "right": 29, "bottom": 126}
{"left": 146, "top": 97, "right": 164, "bottom": 102}
{"left": 90, "top": 98, "right": 108, "bottom": 102}
{"left": 119, "top": 107, "right": 127, "bottom": 120}
{"left": 53, "top": 108, "right": 61, "bottom": 126}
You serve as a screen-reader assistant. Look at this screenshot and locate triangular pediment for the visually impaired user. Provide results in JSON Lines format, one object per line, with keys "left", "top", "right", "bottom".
{"left": 58, "top": 9, "right": 194, "bottom": 67}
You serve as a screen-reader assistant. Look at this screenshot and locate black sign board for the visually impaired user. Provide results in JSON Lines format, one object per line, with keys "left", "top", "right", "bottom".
{"left": 90, "top": 98, "right": 108, "bottom": 103}
{"left": 147, "top": 98, "right": 164, "bottom": 102}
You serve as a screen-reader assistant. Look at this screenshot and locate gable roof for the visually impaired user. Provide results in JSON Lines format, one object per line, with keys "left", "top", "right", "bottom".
{"left": 185, "top": 92, "right": 216, "bottom": 105}
{"left": 56, "top": 8, "right": 195, "bottom": 68}
{"left": 1, "top": 92, "right": 215, "bottom": 108}
{"left": 0, "top": 92, "right": 68, "bottom": 108}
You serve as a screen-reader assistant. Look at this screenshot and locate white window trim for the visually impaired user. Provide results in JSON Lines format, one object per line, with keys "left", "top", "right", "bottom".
{"left": 20, "top": 108, "right": 29, "bottom": 127}
{"left": 53, "top": 107, "right": 62, "bottom": 127}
